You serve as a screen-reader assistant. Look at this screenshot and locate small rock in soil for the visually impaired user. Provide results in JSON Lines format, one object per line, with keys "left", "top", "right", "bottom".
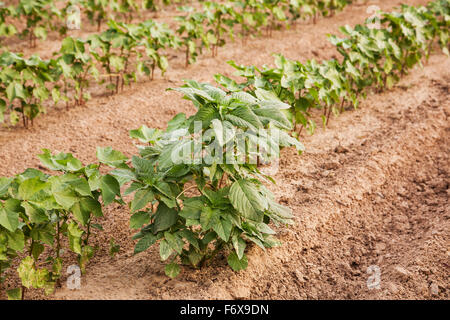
{"left": 429, "top": 283, "right": 439, "bottom": 296}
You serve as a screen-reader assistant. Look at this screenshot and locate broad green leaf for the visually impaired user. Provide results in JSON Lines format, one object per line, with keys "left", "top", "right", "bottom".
{"left": 167, "top": 113, "right": 187, "bottom": 132}
{"left": 130, "top": 189, "right": 154, "bottom": 213}
{"left": 6, "top": 82, "right": 25, "bottom": 101}
{"left": 0, "top": 199, "right": 21, "bottom": 232}
{"left": 200, "top": 206, "right": 218, "bottom": 230}
{"left": 164, "top": 232, "right": 183, "bottom": 254}
{"left": 159, "top": 239, "right": 172, "bottom": 261}
{"left": 100, "top": 175, "right": 120, "bottom": 206}
{"left": 96, "top": 147, "right": 127, "bottom": 168}
{"left": 178, "top": 229, "right": 199, "bottom": 250}
{"left": 153, "top": 203, "right": 178, "bottom": 234}
{"left": 212, "top": 217, "right": 232, "bottom": 242}
{"left": 255, "top": 88, "right": 290, "bottom": 109}
{"left": 129, "top": 125, "right": 161, "bottom": 143}
{"left": 134, "top": 232, "right": 157, "bottom": 254}
{"left": 51, "top": 183, "right": 78, "bottom": 210}
{"left": 38, "top": 149, "right": 83, "bottom": 172}
{"left": 130, "top": 211, "right": 150, "bottom": 230}
{"left": 18, "top": 177, "right": 47, "bottom": 201}
{"left": 229, "top": 179, "right": 267, "bottom": 222}
{"left": 30, "top": 224, "right": 55, "bottom": 246}
{"left": 254, "top": 107, "right": 292, "bottom": 130}
{"left": 179, "top": 197, "right": 203, "bottom": 220}
{"left": 226, "top": 105, "right": 263, "bottom": 130}
{"left": 232, "top": 235, "right": 246, "bottom": 260}
{"left": 227, "top": 252, "right": 248, "bottom": 271}
{"left": 67, "top": 178, "right": 92, "bottom": 197}
{"left": 7, "top": 229, "right": 25, "bottom": 251}
{"left": 68, "top": 222, "right": 83, "bottom": 254}
{"left": 132, "top": 156, "right": 155, "bottom": 177}
{"left": 0, "top": 177, "right": 12, "bottom": 196}
{"left": 21, "top": 202, "right": 48, "bottom": 224}
{"left": 165, "top": 263, "right": 180, "bottom": 278}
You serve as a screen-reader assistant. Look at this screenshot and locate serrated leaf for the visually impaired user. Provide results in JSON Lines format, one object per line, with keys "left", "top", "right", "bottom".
{"left": 229, "top": 179, "right": 266, "bottom": 222}
{"left": 134, "top": 232, "right": 157, "bottom": 254}
{"left": 130, "top": 189, "right": 154, "bottom": 213}
{"left": 212, "top": 217, "right": 232, "bottom": 242}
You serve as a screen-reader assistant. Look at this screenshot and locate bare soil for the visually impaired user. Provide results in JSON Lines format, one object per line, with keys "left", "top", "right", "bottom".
{"left": 0, "top": 0, "right": 448, "bottom": 299}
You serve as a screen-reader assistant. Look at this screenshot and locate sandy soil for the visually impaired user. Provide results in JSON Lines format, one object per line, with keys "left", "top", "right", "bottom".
{"left": 0, "top": 0, "right": 448, "bottom": 299}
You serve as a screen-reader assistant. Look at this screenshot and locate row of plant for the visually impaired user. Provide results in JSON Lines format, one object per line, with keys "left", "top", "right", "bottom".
{"left": 214, "top": 0, "right": 449, "bottom": 135}
{"left": 0, "top": 0, "right": 191, "bottom": 48}
{"left": 154, "top": 0, "right": 350, "bottom": 62}
{"left": 0, "top": 0, "right": 352, "bottom": 127}
{"left": 0, "top": 19, "right": 179, "bottom": 127}
{"left": 0, "top": 0, "right": 448, "bottom": 299}
{"left": 0, "top": 0, "right": 351, "bottom": 51}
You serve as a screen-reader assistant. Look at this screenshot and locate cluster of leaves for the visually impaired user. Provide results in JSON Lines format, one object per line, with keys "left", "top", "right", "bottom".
{"left": 143, "top": 0, "right": 189, "bottom": 12}
{"left": 81, "top": 0, "right": 198, "bottom": 31}
{"left": 106, "top": 80, "right": 304, "bottom": 278}
{"left": 0, "top": 148, "right": 122, "bottom": 299}
{"left": 16, "top": 0, "right": 64, "bottom": 47}
{"left": 83, "top": 0, "right": 193, "bottom": 29}
{"left": 175, "top": 8, "right": 211, "bottom": 67}
{"left": 214, "top": 1, "right": 450, "bottom": 137}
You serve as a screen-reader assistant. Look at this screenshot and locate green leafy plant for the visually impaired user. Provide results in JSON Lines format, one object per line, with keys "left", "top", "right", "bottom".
{"left": 204, "top": 1, "right": 239, "bottom": 57}
{"left": 0, "top": 52, "right": 56, "bottom": 127}
{"left": 14, "top": 0, "right": 62, "bottom": 48}
{"left": 175, "top": 8, "right": 210, "bottom": 67}
{"left": 0, "top": 1, "right": 448, "bottom": 293}
{"left": 113, "top": 80, "right": 303, "bottom": 278}
{"left": 232, "top": 0, "right": 268, "bottom": 41}
{"left": 89, "top": 20, "right": 141, "bottom": 94}
{"left": 137, "top": 19, "right": 180, "bottom": 80}
{"left": 56, "top": 37, "right": 98, "bottom": 107}
{"left": 0, "top": 149, "right": 122, "bottom": 299}
{"left": 83, "top": 0, "right": 111, "bottom": 31}
{"left": 0, "top": 2, "right": 17, "bottom": 44}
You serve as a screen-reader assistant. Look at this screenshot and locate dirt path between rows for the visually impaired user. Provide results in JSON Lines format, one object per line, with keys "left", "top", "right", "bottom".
{"left": 0, "top": 0, "right": 448, "bottom": 299}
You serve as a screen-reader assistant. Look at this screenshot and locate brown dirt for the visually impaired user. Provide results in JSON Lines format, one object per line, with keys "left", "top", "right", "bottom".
{"left": 0, "top": 0, "right": 448, "bottom": 299}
